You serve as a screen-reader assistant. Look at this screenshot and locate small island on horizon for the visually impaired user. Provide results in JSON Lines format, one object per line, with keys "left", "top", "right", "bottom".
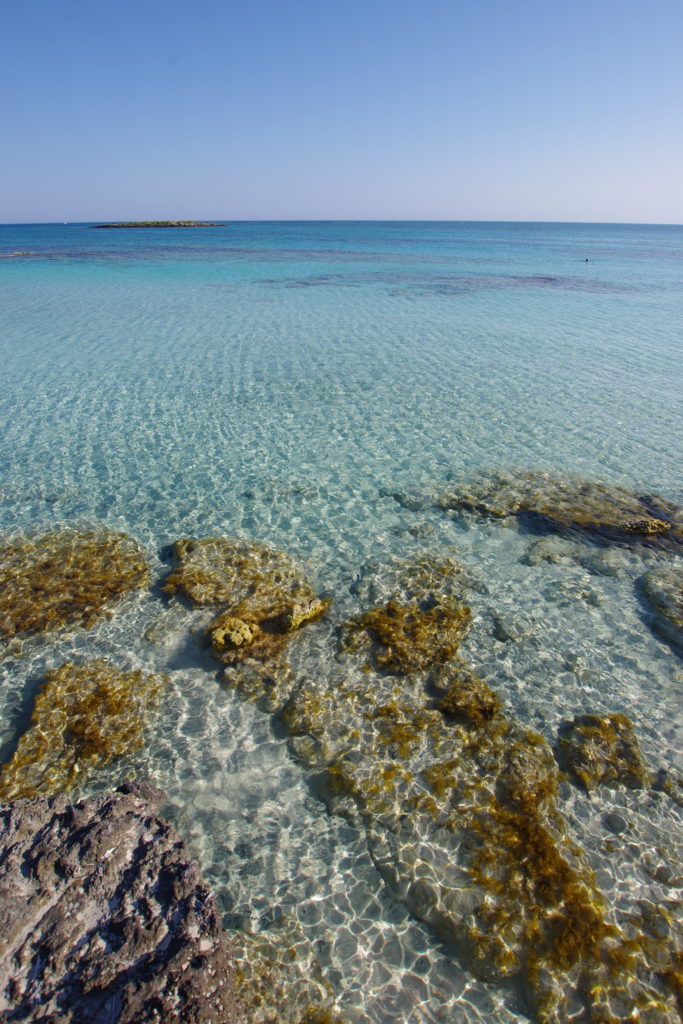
{"left": 90, "top": 220, "right": 219, "bottom": 229}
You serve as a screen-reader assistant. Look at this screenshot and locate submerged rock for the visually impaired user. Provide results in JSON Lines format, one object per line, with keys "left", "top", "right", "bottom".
{"left": 285, "top": 666, "right": 681, "bottom": 1020}
{"left": 276, "top": 662, "right": 681, "bottom": 1019}
{"left": 640, "top": 566, "right": 683, "bottom": 650}
{"left": 163, "top": 536, "right": 316, "bottom": 610}
{"left": 164, "top": 536, "right": 330, "bottom": 675}
{"left": 523, "top": 535, "right": 634, "bottom": 576}
{"left": 431, "top": 661, "right": 502, "bottom": 727}
{"left": 339, "top": 597, "right": 471, "bottom": 675}
{"left": 0, "top": 660, "right": 167, "bottom": 801}
{"left": 0, "top": 528, "right": 150, "bottom": 641}
{"left": 404, "top": 470, "right": 683, "bottom": 552}
{"left": 218, "top": 545, "right": 682, "bottom": 1022}
{"left": 0, "top": 782, "right": 246, "bottom": 1023}
{"left": 351, "top": 552, "right": 485, "bottom": 607}
{"left": 556, "top": 712, "right": 651, "bottom": 791}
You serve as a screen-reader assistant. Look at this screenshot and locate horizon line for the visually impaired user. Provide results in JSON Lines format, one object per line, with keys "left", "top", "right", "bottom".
{"left": 2, "top": 218, "right": 683, "bottom": 228}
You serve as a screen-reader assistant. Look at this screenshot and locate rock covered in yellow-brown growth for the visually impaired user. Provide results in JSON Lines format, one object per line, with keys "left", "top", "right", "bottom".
{"left": 432, "top": 661, "right": 502, "bottom": 727}
{"left": 434, "top": 470, "right": 683, "bottom": 552}
{"left": 164, "top": 537, "right": 330, "bottom": 670}
{"left": 556, "top": 712, "right": 650, "bottom": 791}
{"left": 277, "top": 651, "right": 680, "bottom": 1021}
{"left": 0, "top": 529, "right": 150, "bottom": 641}
{"left": 227, "top": 550, "right": 682, "bottom": 1023}
{"left": 339, "top": 597, "right": 471, "bottom": 675}
{"left": 163, "top": 537, "right": 316, "bottom": 610}
{"left": 0, "top": 660, "right": 167, "bottom": 801}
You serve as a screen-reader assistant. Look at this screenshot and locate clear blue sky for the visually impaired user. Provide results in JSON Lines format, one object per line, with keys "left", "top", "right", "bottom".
{"left": 2, "top": 0, "right": 682, "bottom": 223}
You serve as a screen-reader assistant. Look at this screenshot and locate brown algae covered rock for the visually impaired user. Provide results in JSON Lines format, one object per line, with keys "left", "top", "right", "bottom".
{"left": 350, "top": 552, "right": 484, "bottom": 608}
{"left": 0, "top": 528, "right": 150, "bottom": 641}
{"left": 640, "top": 565, "right": 683, "bottom": 650}
{"left": 163, "top": 536, "right": 318, "bottom": 611}
{"left": 0, "top": 660, "right": 168, "bottom": 801}
{"left": 276, "top": 593, "right": 680, "bottom": 1021}
{"left": 437, "top": 469, "right": 683, "bottom": 551}
{"left": 163, "top": 536, "right": 330, "bottom": 678}
{"left": 187, "top": 544, "right": 681, "bottom": 1021}
{"left": 211, "top": 596, "right": 330, "bottom": 668}
{"left": 339, "top": 597, "right": 471, "bottom": 675}
{"left": 431, "top": 661, "right": 502, "bottom": 727}
{"left": 556, "top": 712, "right": 651, "bottom": 791}
{"left": 278, "top": 657, "right": 682, "bottom": 1020}
{"left": 0, "top": 782, "right": 246, "bottom": 1023}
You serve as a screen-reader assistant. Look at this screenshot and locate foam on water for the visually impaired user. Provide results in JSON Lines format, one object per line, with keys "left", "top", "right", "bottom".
{"left": 1, "top": 222, "right": 682, "bottom": 1021}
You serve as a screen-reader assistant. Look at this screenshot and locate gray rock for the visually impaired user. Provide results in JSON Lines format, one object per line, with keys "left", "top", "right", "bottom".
{"left": 0, "top": 782, "right": 245, "bottom": 1023}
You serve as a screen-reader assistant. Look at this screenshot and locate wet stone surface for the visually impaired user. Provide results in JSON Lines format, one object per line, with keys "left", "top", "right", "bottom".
{"left": 0, "top": 782, "right": 246, "bottom": 1024}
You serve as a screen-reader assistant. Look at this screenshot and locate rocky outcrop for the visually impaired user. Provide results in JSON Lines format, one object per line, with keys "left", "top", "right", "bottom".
{"left": 0, "top": 782, "right": 246, "bottom": 1023}
{"left": 91, "top": 221, "right": 219, "bottom": 228}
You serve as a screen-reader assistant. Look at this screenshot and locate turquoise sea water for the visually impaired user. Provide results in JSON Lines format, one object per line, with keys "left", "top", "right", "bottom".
{"left": 1, "top": 222, "right": 682, "bottom": 1021}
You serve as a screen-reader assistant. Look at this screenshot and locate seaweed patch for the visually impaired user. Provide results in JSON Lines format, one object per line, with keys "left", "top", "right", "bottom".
{"left": 164, "top": 536, "right": 331, "bottom": 684}
{"left": 556, "top": 712, "right": 651, "bottom": 791}
{"left": 0, "top": 529, "right": 150, "bottom": 641}
{"left": 225, "top": 552, "right": 682, "bottom": 1021}
{"left": 0, "top": 660, "right": 167, "bottom": 800}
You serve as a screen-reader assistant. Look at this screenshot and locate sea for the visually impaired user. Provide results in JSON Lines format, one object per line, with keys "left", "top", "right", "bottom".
{"left": 1, "top": 221, "right": 682, "bottom": 1022}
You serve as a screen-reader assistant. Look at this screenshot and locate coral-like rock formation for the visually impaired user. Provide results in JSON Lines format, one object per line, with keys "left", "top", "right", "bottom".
{"left": 640, "top": 566, "right": 683, "bottom": 650}
{"left": 0, "top": 782, "right": 245, "bottom": 1023}
{"left": 0, "top": 528, "right": 150, "bottom": 641}
{"left": 397, "top": 470, "right": 683, "bottom": 552}
{"left": 0, "top": 660, "right": 167, "bottom": 801}
{"left": 556, "top": 712, "right": 651, "bottom": 791}
{"left": 164, "top": 536, "right": 330, "bottom": 672}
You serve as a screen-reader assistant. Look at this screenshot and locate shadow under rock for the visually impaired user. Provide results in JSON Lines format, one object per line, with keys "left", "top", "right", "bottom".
{"left": 0, "top": 672, "right": 45, "bottom": 767}
{"left": 633, "top": 573, "right": 683, "bottom": 659}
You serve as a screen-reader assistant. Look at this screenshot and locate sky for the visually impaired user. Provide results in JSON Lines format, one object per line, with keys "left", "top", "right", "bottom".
{"left": 2, "top": 0, "right": 682, "bottom": 223}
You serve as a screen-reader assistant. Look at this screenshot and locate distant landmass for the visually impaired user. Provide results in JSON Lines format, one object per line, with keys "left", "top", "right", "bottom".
{"left": 91, "top": 221, "right": 219, "bottom": 229}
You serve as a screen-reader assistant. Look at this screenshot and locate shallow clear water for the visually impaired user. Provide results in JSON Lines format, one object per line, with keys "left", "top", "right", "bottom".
{"left": 1, "top": 221, "right": 682, "bottom": 1022}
